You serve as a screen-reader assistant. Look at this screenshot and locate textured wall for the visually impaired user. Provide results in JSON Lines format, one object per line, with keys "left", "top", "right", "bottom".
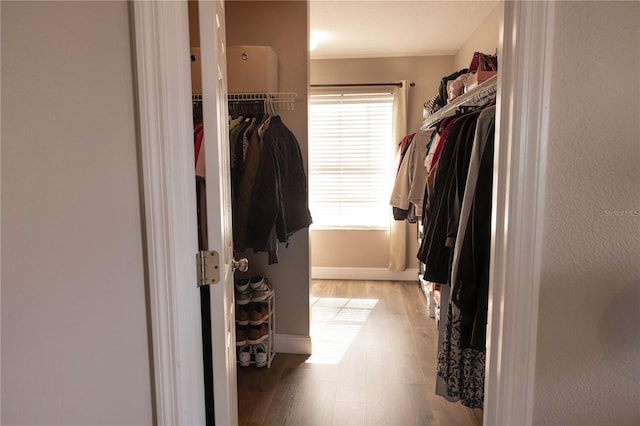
{"left": 310, "top": 55, "right": 454, "bottom": 269}
{"left": 1, "top": 1, "right": 153, "bottom": 424}
{"left": 533, "top": 2, "right": 640, "bottom": 424}
{"left": 225, "top": 1, "right": 311, "bottom": 338}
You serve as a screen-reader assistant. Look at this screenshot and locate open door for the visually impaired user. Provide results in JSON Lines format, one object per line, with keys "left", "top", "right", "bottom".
{"left": 199, "top": 1, "right": 240, "bottom": 425}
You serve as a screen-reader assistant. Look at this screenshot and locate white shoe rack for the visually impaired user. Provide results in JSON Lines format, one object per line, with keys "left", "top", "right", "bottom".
{"left": 236, "top": 288, "right": 275, "bottom": 368}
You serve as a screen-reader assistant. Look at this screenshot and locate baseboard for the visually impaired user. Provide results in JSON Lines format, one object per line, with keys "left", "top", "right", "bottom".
{"left": 311, "top": 267, "right": 419, "bottom": 281}
{"left": 274, "top": 333, "right": 312, "bottom": 355}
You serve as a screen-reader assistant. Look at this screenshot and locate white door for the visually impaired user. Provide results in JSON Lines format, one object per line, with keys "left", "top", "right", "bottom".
{"left": 198, "top": 1, "right": 239, "bottom": 425}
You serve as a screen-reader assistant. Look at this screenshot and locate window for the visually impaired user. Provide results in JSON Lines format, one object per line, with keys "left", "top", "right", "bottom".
{"left": 309, "top": 90, "right": 394, "bottom": 229}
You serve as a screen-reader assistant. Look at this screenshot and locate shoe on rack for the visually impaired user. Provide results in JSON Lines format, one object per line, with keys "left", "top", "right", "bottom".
{"left": 236, "top": 325, "right": 248, "bottom": 346}
{"left": 247, "top": 323, "right": 269, "bottom": 345}
{"left": 249, "top": 275, "right": 265, "bottom": 289}
{"left": 235, "top": 278, "right": 250, "bottom": 293}
{"left": 236, "top": 305, "right": 250, "bottom": 325}
{"left": 254, "top": 342, "right": 268, "bottom": 367}
{"left": 235, "top": 289, "right": 251, "bottom": 305}
{"left": 249, "top": 303, "right": 269, "bottom": 325}
{"left": 238, "top": 344, "right": 252, "bottom": 367}
{"left": 250, "top": 276, "right": 273, "bottom": 302}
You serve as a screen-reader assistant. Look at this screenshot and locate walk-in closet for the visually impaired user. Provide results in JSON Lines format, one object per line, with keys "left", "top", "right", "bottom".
{"left": 190, "top": 0, "right": 500, "bottom": 424}
{"left": 3, "top": 1, "right": 637, "bottom": 424}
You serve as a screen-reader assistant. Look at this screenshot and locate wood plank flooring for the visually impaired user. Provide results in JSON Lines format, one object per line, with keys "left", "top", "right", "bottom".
{"left": 237, "top": 280, "right": 483, "bottom": 426}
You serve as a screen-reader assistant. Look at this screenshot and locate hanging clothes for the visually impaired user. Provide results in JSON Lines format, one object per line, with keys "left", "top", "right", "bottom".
{"left": 435, "top": 106, "right": 495, "bottom": 409}
{"left": 194, "top": 120, "right": 206, "bottom": 178}
{"left": 450, "top": 106, "right": 495, "bottom": 349}
{"left": 415, "top": 101, "right": 495, "bottom": 409}
{"left": 246, "top": 115, "right": 312, "bottom": 258}
{"left": 418, "top": 109, "right": 482, "bottom": 285}
{"left": 193, "top": 95, "right": 311, "bottom": 265}
{"left": 234, "top": 114, "right": 269, "bottom": 253}
{"left": 390, "top": 133, "right": 415, "bottom": 220}
{"left": 390, "top": 130, "right": 434, "bottom": 220}
{"left": 227, "top": 99, "right": 312, "bottom": 264}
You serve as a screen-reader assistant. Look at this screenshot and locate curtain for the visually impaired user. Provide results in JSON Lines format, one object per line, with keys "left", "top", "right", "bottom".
{"left": 388, "top": 80, "right": 409, "bottom": 271}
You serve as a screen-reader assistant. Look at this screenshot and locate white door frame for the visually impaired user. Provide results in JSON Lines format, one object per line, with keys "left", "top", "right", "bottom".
{"left": 485, "top": 1, "right": 555, "bottom": 425}
{"left": 131, "top": 1, "right": 206, "bottom": 425}
{"left": 132, "top": 1, "right": 556, "bottom": 425}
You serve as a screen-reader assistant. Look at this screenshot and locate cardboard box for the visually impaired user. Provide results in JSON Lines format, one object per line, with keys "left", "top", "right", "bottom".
{"left": 227, "top": 45, "right": 278, "bottom": 93}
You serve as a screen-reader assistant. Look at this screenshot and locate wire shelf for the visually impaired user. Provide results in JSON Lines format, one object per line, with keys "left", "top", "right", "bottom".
{"left": 421, "top": 75, "right": 497, "bottom": 130}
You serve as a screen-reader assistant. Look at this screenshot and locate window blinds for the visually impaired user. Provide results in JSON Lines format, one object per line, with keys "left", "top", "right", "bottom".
{"left": 309, "top": 91, "right": 394, "bottom": 229}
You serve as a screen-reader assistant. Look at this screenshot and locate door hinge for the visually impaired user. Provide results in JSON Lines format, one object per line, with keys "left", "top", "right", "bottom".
{"left": 196, "top": 250, "right": 220, "bottom": 287}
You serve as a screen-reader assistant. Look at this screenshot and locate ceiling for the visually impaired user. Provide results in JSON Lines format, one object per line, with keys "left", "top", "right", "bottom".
{"left": 310, "top": 0, "right": 499, "bottom": 59}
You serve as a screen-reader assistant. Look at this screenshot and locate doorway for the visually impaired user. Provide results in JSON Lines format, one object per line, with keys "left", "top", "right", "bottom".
{"left": 134, "top": 0, "right": 555, "bottom": 424}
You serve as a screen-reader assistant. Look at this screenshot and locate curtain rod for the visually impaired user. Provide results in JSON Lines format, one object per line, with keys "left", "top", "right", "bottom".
{"left": 310, "top": 82, "right": 415, "bottom": 88}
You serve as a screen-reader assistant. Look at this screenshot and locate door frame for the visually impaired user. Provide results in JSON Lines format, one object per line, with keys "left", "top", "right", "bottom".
{"left": 132, "top": 1, "right": 556, "bottom": 425}
{"left": 484, "top": 1, "right": 555, "bottom": 425}
{"left": 131, "top": 1, "right": 206, "bottom": 425}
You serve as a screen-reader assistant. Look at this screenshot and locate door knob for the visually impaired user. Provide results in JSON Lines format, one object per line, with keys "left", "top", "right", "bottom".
{"left": 232, "top": 257, "right": 249, "bottom": 273}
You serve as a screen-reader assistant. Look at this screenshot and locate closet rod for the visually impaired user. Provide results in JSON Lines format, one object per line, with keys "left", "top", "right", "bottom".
{"left": 310, "top": 82, "right": 415, "bottom": 88}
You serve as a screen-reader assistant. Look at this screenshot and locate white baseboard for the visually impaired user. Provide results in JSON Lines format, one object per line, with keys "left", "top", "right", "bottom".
{"left": 274, "top": 333, "right": 312, "bottom": 355}
{"left": 311, "top": 267, "right": 419, "bottom": 281}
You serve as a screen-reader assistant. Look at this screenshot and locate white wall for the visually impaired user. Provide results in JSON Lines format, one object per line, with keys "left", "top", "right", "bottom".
{"left": 1, "top": 2, "right": 153, "bottom": 424}
{"left": 533, "top": 2, "right": 640, "bottom": 424}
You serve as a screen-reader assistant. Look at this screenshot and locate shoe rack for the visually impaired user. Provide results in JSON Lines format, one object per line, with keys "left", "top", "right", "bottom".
{"left": 235, "top": 280, "right": 275, "bottom": 368}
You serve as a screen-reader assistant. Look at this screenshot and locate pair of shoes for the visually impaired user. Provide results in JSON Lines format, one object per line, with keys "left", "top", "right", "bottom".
{"left": 249, "top": 276, "right": 273, "bottom": 302}
{"left": 249, "top": 303, "right": 269, "bottom": 325}
{"left": 235, "top": 276, "right": 273, "bottom": 304}
{"left": 235, "top": 278, "right": 250, "bottom": 292}
{"left": 236, "top": 305, "right": 250, "bottom": 325}
{"left": 254, "top": 342, "right": 268, "bottom": 367}
{"left": 236, "top": 325, "right": 248, "bottom": 346}
{"left": 237, "top": 342, "right": 269, "bottom": 367}
{"left": 247, "top": 323, "right": 269, "bottom": 344}
{"left": 236, "top": 303, "right": 268, "bottom": 325}
{"left": 238, "top": 344, "right": 252, "bottom": 367}
{"left": 235, "top": 278, "right": 252, "bottom": 305}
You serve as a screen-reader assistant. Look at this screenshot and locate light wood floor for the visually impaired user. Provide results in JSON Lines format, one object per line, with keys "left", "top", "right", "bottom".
{"left": 237, "top": 280, "right": 483, "bottom": 426}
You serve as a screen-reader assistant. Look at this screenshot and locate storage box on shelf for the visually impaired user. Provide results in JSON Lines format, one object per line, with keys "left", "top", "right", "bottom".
{"left": 227, "top": 45, "right": 278, "bottom": 93}
{"left": 465, "top": 70, "right": 497, "bottom": 92}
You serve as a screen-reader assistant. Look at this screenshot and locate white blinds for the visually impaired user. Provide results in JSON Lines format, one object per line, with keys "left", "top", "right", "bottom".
{"left": 309, "top": 91, "right": 394, "bottom": 229}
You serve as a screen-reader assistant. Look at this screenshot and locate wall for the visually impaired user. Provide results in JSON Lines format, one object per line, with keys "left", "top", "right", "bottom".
{"left": 310, "top": 55, "right": 453, "bottom": 271}
{"left": 533, "top": 2, "right": 640, "bottom": 424}
{"left": 453, "top": 2, "right": 501, "bottom": 71}
{"left": 312, "top": 230, "right": 388, "bottom": 268}
{"left": 1, "top": 1, "right": 154, "bottom": 424}
{"left": 225, "top": 1, "right": 311, "bottom": 344}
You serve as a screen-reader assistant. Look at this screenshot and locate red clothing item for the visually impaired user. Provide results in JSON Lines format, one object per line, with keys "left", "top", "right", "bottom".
{"left": 397, "top": 133, "right": 416, "bottom": 173}
{"left": 429, "top": 116, "right": 458, "bottom": 171}
{"left": 194, "top": 121, "right": 204, "bottom": 165}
